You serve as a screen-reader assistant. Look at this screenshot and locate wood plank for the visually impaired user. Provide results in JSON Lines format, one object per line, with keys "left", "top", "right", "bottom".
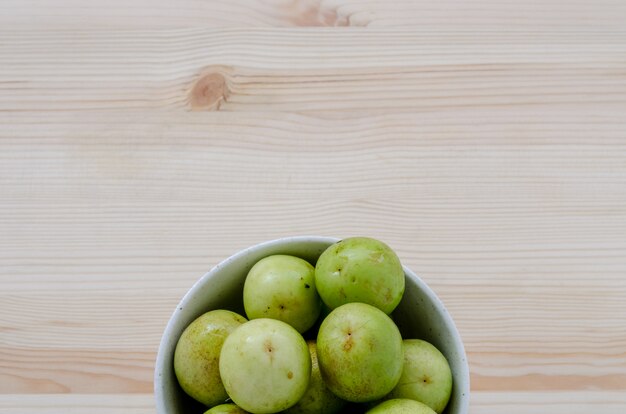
{"left": 1, "top": 392, "right": 626, "bottom": 413}
{"left": 0, "top": 0, "right": 625, "bottom": 31}
{"left": 470, "top": 391, "right": 626, "bottom": 414}
{"left": 0, "top": 348, "right": 153, "bottom": 394}
{"left": 0, "top": 394, "right": 154, "bottom": 414}
{"left": 1, "top": 30, "right": 625, "bottom": 114}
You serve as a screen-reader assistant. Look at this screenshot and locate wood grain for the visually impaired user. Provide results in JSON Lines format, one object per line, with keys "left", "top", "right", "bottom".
{"left": 471, "top": 392, "right": 626, "bottom": 414}
{"left": 0, "top": 394, "right": 155, "bottom": 414}
{"left": 1, "top": 30, "right": 625, "bottom": 114}
{"left": 2, "top": 107, "right": 625, "bottom": 394}
{"left": 1, "top": 1, "right": 626, "bottom": 412}
{"left": 2, "top": 392, "right": 626, "bottom": 414}
{"left": 1, "top": 0, "right": 625, "bottom": 31}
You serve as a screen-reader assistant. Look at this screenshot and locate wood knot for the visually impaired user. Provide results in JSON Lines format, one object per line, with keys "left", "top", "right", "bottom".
{"left": 189, "top": 71, "right": 230, "bottom": 111}
{"left": 285, "top": 1, "right": 358, "bottom": 26}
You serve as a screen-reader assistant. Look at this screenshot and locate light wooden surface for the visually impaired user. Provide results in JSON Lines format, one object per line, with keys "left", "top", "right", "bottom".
{"left": 1, "top": 1, "right": 626, "bottom": 412}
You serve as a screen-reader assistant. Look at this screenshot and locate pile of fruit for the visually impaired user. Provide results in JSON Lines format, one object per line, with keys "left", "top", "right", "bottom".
{"left": 174, "top": 237, "right": 453, "bottom": 414}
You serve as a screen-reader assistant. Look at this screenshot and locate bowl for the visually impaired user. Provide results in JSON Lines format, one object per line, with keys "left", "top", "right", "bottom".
{"left": 155, "top": 236, "right": 470, "bottom": 414}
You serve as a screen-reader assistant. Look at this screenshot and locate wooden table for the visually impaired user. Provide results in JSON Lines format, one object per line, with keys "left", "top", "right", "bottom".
{"left": 1, "top": 1, "right": 626, "bottom": 413}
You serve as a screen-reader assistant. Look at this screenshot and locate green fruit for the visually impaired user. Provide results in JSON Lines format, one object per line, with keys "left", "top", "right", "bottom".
{"left": 244, "top": 255, "right": 321, "bottom": 333}
{"left": 366, "top": 399, "right": 437, "bottom": 414}
{"left": 219, "top": 319, "right": 311, "bottom": 414}
{"left": 387, "top": 340, "right": 453, "bottom": 413}
{"left": 316, "top": 303, "right": 404, "bottom": 402}
{"left": 284, "top": 340, "right": 346, "bottom": 414}
{"left": 204, "top": 403, "right": 249, "bottom": 414}
{"left": 174, "top": 310, "right": 247, "bottom": 407}
{"left": 315, "top": 237, "right": 404, "bottom": 314}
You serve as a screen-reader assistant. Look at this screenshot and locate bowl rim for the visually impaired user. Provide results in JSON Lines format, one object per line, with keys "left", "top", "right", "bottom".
{"left": 154, "top": 235, "right": 469, "bottom": 414}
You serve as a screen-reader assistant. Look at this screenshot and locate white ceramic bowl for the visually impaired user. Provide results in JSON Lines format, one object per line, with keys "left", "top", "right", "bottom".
{"left": 155, "top": 236, "right": 470, "bottom": 414}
